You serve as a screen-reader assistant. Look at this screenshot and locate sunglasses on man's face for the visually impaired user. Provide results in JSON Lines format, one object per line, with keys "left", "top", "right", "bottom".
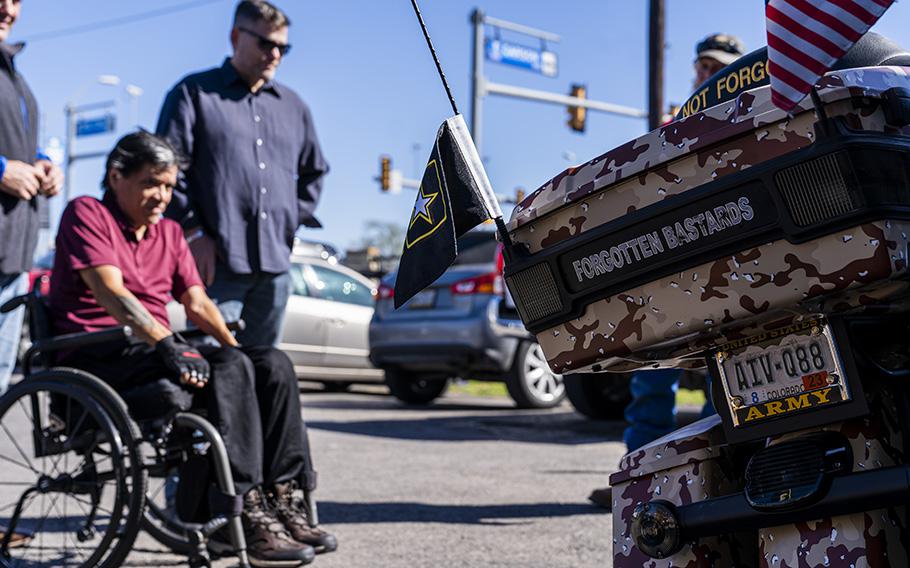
{"left": 238, "top": 27, "right": 292, "bottom": 56}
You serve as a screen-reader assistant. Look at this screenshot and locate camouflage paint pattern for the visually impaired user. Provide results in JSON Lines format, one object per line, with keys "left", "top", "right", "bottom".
{"left": 756, "top": 391, "right": 907, "bottom": 568}
{"left": 610, "top": 416, "right": 759, "bottom": 567}
{"left": 503, "top": 67, "right": 910, "bottom": 375}
{"left": 539, "top": 221, "right": 910, "bottom": 375}
{"left": 611, "top": 394, "right": 908, "bottom": 567}
{"left": 507, "top": 66, "right": 910, "bottom": 235}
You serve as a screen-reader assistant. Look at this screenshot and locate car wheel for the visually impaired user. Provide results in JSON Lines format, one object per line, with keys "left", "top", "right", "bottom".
{"left": 384, "top": 369, "right": 448, "bottom": 405}
{"left": 505, "top": 342, "right": 566, "bottom": 409}
{"left": 321, "top": 381, "right": 352, "bottom": 392}
{"left": 564, "top": 372, "right": 632, "bottom": 420}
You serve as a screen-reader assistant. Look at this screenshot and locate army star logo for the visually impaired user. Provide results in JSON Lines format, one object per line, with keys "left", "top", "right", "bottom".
{"left": 410, "top": 185, "right": 438, "bottom": 227}
{"left": 405, "top": 159, "right": 448, "bottom": 249}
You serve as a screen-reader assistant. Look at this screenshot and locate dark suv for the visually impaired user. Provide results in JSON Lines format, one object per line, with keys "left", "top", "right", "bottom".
{"left": 369, "top": 229, "right": 565, "bottom": 408}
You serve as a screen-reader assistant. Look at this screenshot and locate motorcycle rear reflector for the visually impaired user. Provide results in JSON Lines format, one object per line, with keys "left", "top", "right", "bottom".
{"left": 506, "top": 263, "right": 563, "bottom": 323}
{"left": 776, "top": 152, "right": 856, "bottom": 227}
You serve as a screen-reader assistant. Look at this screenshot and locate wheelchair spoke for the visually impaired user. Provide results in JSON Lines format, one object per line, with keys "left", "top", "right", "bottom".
{"left": 0, "top": 421, "right": 38, "bottom": 475}
{"left": 0, "top": 449, "right": 36, "bottom": 474}
{"left": 47, "top": 448, "right": 67, "bottom": 477}
{"left": 43, "top": 492, "right": 90, "bottom": 567}
{"left": 15, "top": 395, "right": 33, "bottom": 424}
{"left": 148, "top": 477, "right": 166, "bottom": 501}
{"left": 65, "top": 410, "right": 90, "bottom": 447}
{"left": 0, "top": 491, "right": 35, "bottom": 514}
{"left": 68, "top": 493, "right": 115, "bottom": 518}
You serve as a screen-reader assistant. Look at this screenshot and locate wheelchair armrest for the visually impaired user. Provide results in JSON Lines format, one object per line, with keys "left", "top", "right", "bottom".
{"left": 177, "top": 319, "right": 245, "bottom": 340}
{"left": 0, "top": 293, "right": 30, "bottom": 314}
{"left": 31, "top": 326, "right": 133, "bottom": 354}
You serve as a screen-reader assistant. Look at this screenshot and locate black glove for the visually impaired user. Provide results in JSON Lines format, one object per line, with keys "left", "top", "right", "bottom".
{"left": 155, "top": 334, "right": 211, "bottom": 388}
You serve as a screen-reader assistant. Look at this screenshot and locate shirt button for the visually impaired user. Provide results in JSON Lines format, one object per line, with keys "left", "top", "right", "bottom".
{"left": 259, "top": 162, "right": 266, "bottom": 170}
{"left": 256, "top": 138, "right": 263, "bottom": 146}
{"left": 260, "top": 187, "right": 267, "bottom": 194}
{"left": 260, "top": 212, "right": 268, "bottom": 220}
{"left": 254, "top": 115, "right": 261, "bottom": 122}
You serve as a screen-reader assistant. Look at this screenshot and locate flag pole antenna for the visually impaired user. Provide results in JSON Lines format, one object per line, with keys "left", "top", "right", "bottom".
{"left": 410, "top": 0, "right": 459, "bottom": 116}
{"left": 408, "top": 0, "right": 514, "bottom": 250}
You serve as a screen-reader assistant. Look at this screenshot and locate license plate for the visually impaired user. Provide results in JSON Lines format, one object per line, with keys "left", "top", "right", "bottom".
{"left": 407, "top": 289, "right": 436, "bottom": 309}
{"left": 714, "top": 319, "right": 850, "bottom": 427}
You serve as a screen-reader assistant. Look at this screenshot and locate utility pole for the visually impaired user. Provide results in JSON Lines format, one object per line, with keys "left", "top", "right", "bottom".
{"left": 648, "top": 0, "right": 665, "bottom": 131}
{"left": 469, "top": 10, "right": 646, "bottom": 157}
{"left": 470, "top": 8, "right": 485, "bottom": 152}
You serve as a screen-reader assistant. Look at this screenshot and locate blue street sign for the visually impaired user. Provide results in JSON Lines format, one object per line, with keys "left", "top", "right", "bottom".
{"left": 485, "top": 39, "right": 558, "bottom": 77}
{"left": 76, "top": 114, "right": 116, "bottom": 137}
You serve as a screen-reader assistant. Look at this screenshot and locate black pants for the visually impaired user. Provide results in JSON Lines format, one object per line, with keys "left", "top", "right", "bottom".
{"left": 62, "top": 341, "right": 315, "bottom": 494}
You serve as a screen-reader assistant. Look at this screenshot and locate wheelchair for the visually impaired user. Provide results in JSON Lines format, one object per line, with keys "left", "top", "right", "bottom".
{"left": 0, "top": 286, "right": 321, "bottom": 567}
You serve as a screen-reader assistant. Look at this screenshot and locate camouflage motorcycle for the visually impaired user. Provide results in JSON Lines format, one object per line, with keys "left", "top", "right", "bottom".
{"left": 502, "top": 34, "right": 910, "bottom": 567}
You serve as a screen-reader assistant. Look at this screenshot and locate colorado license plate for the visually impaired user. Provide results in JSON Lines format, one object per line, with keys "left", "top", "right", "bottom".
{"left": 715, "top": 320, "right": 850, "bottom": 427}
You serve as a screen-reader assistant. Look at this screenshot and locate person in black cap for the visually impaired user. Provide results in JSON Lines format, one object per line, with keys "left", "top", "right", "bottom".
{"left": 694, "top": 33, "right": 745, "bottom": 88}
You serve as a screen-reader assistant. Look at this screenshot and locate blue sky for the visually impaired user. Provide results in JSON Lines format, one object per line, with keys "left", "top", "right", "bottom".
{"left": 11, "top": 1, "right": 910, "bottom": 253}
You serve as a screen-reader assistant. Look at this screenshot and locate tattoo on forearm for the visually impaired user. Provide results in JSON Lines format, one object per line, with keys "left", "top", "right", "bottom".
{"left": 116, "top": 294, "right": 156, "bottom": 331}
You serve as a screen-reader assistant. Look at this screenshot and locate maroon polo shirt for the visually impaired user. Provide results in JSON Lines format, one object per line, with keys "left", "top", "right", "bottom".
{"left": 49, "top": 193, "right": 203, "bottom": 335}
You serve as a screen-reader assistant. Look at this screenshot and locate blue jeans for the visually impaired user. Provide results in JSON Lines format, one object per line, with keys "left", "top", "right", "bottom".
{"left": 205, "top": 263, "right": 292, "bottom": 347}
{"left": 0, "top": 273, "right": 27, "bottom": 395}
{"left": 623, "top": 369, "right": 716, "bottom": 452}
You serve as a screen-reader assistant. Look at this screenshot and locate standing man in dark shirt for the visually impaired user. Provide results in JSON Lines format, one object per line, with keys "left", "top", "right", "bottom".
{"left": 156, "top": 0, "right": 328, "bottom": 346}
{"left": 0, "top": 0, "right": 63, "bottom": 394}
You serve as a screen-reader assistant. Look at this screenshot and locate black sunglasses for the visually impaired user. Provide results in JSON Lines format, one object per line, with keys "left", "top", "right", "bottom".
{"left": 238, "top": 27, "right": 292, "bottom": 56}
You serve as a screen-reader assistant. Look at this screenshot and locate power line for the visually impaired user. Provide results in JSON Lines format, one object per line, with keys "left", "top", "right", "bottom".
{"left": 21, "top": 0, "right": 227, "bottom": 43}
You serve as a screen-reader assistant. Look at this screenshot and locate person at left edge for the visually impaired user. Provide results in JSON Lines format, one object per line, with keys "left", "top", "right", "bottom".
{"left": 156, "top": 0, "right": 328, "bottom": 347}
{"left": 0, "top": 0, "right": 63, "bottom": 395}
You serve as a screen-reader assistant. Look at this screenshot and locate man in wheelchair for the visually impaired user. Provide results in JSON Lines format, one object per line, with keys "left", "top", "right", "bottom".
{"left": 46, "top": 131, "right": 335, "bottom": 566}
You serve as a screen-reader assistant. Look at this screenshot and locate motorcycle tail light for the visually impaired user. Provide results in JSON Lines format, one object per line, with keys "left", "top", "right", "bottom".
{"left": 631, "top": 501, "right": 682, "bottom": 559}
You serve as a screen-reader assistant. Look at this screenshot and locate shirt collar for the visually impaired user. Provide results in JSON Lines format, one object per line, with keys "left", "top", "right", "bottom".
{"left": 101, "top": 191, "right": 158, "bottom": 242}
{"left": 0, "top": 41, "right": 24, "bottom": 72}
{"left": 220, "top": 58, "right": 281, "bottom": 97}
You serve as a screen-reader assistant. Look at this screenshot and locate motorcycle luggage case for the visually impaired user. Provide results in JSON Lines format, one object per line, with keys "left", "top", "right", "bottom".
{"left": 608, "top": 415, "right": 754, "bottom": 565}
{"left": 504, "top": 66, "right": 910, "bottom": 375}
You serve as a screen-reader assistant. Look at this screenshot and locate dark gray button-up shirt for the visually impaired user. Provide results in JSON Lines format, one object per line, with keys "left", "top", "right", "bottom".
{"left": 0, "top": 42, "right": 40, "bottom": 274}
{"left": 156, "top": 59, "right": 329, "bottom": 274}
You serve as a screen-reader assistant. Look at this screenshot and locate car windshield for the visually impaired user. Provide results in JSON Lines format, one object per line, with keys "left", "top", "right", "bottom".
{"left": 452, "top": 231, "right": 497, "bottom": 265}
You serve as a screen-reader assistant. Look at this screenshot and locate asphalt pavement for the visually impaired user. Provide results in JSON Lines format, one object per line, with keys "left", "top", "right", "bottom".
{"left": 126, "top": 384, "right": 627, "bottom": 568}
{"left": 2, "top": 382, "right": 702, "bottom": 568}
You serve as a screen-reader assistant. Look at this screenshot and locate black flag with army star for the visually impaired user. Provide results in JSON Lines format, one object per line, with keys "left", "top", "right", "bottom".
{"left": 394, "top": 114, "right": 502, "bottom": 308}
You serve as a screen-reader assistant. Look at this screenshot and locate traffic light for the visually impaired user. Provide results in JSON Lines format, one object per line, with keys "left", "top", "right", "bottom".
{"left": 380, "top": 155, "right": 391, "bottom": 191}
{"left": 515, "top": 188, "right": 526, "bottom": 203}
{"left": 567, "top": 83, "right": 587, "bottom": 132}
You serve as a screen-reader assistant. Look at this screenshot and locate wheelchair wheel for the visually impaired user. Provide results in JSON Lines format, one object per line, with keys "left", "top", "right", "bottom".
{"left": 143, "top": 475, "right": 198, "bottom": 554}
{"left": 0, "top": 372, "right": 146, "bottom": 568}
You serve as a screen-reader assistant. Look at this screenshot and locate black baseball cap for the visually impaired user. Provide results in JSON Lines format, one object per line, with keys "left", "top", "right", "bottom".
{"left": 696, "top": 33, "right": 744, "bottom": 65}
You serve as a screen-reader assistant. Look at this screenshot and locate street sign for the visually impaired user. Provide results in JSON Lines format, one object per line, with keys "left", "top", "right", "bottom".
{"left": 76, "top": 114, "right": 116, "bottom": 137}
{"left": 485, "top": 38, "right": 558, "bottom": 77}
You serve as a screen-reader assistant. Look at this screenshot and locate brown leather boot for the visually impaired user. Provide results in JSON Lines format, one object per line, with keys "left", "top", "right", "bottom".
{"left": 243, "top": 486, "right": 316, "bottom": 567}
{"left": 269, "top": 481, "right": 338, "bottom": 553}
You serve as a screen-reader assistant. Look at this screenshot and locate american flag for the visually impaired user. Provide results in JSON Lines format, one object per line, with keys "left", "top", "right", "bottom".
{"left": 766, "top": 0, "right": 895, "bottom": 111}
